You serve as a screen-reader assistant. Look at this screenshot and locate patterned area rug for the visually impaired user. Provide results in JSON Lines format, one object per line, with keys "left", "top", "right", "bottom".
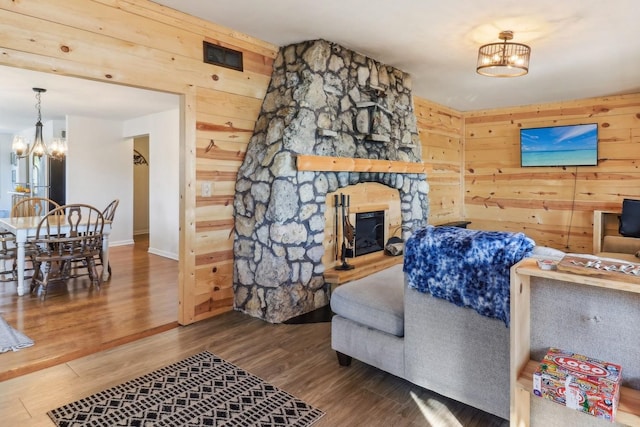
{"left": 48, "top": 351, "right": 325, "bottom": 426}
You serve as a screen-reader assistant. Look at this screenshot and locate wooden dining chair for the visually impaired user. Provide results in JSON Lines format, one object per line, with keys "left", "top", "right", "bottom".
{"left": 11, "top": 197, "right": 60, "bottom": 218}
{"left": 30, "top": 204, "right": 105, "bottom": 299}
{"left": 0, "top": 198, "right": 62, "bottom": 283}
{"left": 102, "top": 199, "right": 119, "bottom": 223}
{"left": 68, "top": 199, "right": 119, "bottom": 281}
{"left": 0, "top": 232, "right": 17, "bottom": 282}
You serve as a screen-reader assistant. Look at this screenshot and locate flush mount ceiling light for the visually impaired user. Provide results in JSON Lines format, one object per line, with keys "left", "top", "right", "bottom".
{"left": 476, "top": 30, "right": 531, "bottom": 77}
{"left": 12, "top": 88, "right": 67, "bottom": 160}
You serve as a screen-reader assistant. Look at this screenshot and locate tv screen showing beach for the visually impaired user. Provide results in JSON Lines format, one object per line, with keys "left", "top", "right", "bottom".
{"left": 520, "top": 123, "right": 598, "bottom": 167}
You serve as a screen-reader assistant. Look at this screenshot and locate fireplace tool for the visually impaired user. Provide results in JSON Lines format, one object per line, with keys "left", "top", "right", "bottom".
{"left": 335, "top": 193, "right": 355, "bottom": 270}
{"left": 334, "top": 194, "right": 340, "bottom": 261}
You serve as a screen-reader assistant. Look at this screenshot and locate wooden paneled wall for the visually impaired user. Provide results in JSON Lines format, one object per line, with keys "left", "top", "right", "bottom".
{"left": 414, "top": 97, "right": 464, "bottom": 224}
{"left": 464, "top": 93, "right": 640, "bottom": 252}
{"left": 0, "top": 0, "right": 277, "bottom": 324}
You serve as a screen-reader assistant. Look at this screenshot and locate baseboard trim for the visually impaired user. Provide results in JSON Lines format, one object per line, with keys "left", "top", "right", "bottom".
{"left": 109, "top": 239, "right": 135, "bottom": 247}
{"left": 148, "top": 247, "right": 178, "bottom": 261}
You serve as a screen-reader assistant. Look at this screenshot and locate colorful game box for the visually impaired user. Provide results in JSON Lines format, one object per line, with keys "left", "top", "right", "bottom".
{"left": 533, "top": 348, "right": 622, "bottom": 422}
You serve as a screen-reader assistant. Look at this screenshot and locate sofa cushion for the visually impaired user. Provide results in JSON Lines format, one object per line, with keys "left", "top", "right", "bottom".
{"left": 330, "top": 264, "right": 404, "bottom": 337}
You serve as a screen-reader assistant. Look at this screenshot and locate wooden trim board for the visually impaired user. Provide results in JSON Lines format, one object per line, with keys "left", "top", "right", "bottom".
{"left": 557, "top": 254, "right": 640, "bottom": 285}
{"left": 297, "top": 155, "right": 425, "bottom": 173}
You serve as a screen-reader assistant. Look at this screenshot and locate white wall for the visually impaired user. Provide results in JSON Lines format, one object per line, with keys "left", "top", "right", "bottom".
{"left": 0, "top": 133, "right": 13, "bottom": 215}
{"left": 66, "top": 115, "right": 134, "bottom": 246}
{"left": 123, "top": 108, "right": 179, "bottom": 260}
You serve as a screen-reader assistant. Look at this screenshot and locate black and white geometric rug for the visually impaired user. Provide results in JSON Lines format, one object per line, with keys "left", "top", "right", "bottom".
{"left": 48, "top": 351, "right": 325, "bottom": 426}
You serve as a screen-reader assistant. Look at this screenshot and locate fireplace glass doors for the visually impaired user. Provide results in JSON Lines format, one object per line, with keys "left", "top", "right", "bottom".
{"left": 349, "top": 210, "right": 385, "bottom": 257}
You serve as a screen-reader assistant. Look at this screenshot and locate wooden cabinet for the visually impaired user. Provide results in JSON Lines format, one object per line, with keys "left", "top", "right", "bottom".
{"left": 510, "top": 259, "right": 640, "bottom": 426}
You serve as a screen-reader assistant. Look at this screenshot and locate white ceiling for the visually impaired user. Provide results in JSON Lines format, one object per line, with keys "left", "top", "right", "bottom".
{"left": 0, "top": 65, "right": 179, "bottom": 134}
{"left": 2, "top": 0, "right": 638, "bottom": 134}
{"left": 153, "top": 0, "right": 639, "bottom": 112}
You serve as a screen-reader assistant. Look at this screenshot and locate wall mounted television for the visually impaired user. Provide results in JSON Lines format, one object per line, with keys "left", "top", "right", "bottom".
{"left": 520, "top": 123, "right": 598, "bottom": 167}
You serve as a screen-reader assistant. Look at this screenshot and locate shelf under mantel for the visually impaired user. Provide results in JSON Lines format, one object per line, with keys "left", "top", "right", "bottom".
{"left": 296, "top": 154, "right": 426, "bottom": 174}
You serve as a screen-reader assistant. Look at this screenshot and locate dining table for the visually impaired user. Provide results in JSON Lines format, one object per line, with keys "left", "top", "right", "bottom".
{"left": 0, "top": 215, "right": 112, "bottom": 296}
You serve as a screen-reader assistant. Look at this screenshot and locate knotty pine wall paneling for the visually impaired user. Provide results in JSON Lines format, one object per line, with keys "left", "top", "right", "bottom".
{"left": 0, "top": 0, "right": 277, "bottom": 324}
{"left": 414, "top": 97, "right": 464, "bottom": 224}
{"left": 463, "top": 93, "right": 640, "bottom": 253}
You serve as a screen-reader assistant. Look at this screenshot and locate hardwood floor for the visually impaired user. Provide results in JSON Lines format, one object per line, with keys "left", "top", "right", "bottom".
{"left": 0, "top": 235, "right": 508, "bottom": 426}
{"left": 1, "top": 314, "right": 508, "bottom": 426}
{"left": 0, "top": 234, "right": 179, "bottom": 382}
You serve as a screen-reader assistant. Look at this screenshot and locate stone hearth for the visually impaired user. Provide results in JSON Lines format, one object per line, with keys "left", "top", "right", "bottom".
{"left": 233, "top": 39, "right": 429, "bottom": 323}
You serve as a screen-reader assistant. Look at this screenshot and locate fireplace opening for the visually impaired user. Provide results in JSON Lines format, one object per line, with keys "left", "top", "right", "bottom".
{"left": 347, "top": 210, "right": 385, "bottom": 257}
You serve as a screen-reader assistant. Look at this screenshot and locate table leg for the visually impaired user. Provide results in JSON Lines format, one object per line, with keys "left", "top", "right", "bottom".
{"left": 101, "top": 234, "right": 110, "bottom": 281}
{"left": 16, "top": 240, "right": 25, "bottom": 296}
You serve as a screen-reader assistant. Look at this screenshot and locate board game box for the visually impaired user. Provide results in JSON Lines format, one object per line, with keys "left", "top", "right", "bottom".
{"left": 533, "top": 347, "right": 622, "bottom": 422}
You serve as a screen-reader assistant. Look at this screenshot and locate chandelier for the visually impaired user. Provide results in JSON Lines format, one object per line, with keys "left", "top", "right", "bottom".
{"left": 476, "top": 31, "right": 531, "bottom": 77}
{"left": 12, "top": 88, "right": 67, "bottom": 160}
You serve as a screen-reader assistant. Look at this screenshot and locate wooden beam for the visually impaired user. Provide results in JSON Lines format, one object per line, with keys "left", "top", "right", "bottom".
{"left": 296, "top": 155, "right": 425, "bottom": 173}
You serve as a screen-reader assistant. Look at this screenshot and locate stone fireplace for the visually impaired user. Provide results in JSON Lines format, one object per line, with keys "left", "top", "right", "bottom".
{"left": 233, "top": 39, "right": 429, "bottom": 323}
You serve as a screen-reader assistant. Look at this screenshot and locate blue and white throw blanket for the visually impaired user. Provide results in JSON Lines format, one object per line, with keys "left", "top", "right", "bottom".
{"left": 403, "top": 226, "right": 535, "bottom": 327}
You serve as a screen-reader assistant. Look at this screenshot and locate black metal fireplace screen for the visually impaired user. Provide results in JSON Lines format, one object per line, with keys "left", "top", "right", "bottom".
{"left": 346, "top": 210, "right": 385, "bottom": 257}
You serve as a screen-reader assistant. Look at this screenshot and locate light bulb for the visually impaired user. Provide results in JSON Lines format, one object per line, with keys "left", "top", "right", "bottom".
{"left": 12, "top": 135, "right": 27, "bottom": 156}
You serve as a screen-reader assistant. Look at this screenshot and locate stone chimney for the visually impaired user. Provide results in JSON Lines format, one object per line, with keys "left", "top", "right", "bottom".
{"left": 233, "top": 40, "right": 429, "bottom": 322}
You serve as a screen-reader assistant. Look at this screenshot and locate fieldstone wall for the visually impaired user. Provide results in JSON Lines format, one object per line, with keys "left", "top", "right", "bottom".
{"left": 233, "top": 39, "right": 429, "bottom": 323}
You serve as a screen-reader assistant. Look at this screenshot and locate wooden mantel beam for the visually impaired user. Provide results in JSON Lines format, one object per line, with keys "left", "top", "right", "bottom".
{"left": 296, "top": 154, "right": 426, "bottom": 174}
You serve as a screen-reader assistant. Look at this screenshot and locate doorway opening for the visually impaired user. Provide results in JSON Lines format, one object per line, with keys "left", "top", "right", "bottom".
{"left": 133, "top": 135, "right": 150, "bottom": 239}
{"left": 0, "top": 65, "right": 181, "bottom": 381}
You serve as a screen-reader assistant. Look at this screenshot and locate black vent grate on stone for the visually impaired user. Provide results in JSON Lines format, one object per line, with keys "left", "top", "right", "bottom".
{"left": 203, "top": 41, "right": 243, "bottom": 71}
